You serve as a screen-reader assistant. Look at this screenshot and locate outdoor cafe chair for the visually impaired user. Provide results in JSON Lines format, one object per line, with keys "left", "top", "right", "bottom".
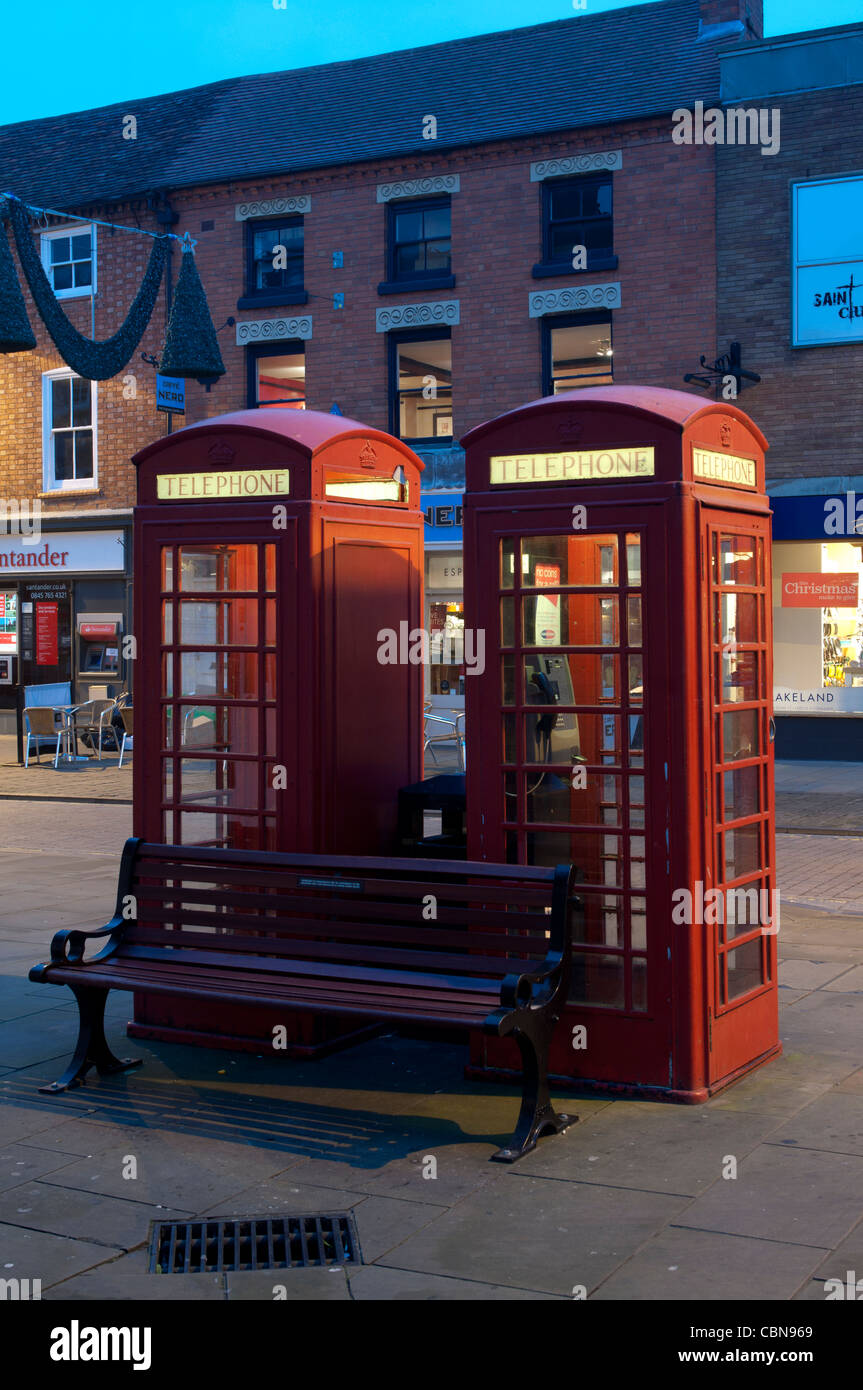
{"left": 118, "top": 705, "right": 133, "bottom": 768}
{"left": 23, "top": 706, "right": 70, "bottom": 769}
{"left": 70, "top": 700, "right": 122, "bottom": 761}
{"left": 423, "top": 706, "right": 466, "bottom": 770}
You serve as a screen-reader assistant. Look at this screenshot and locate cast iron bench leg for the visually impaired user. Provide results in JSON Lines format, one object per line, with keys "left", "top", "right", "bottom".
{"left": 39, "top": 985, "right": 142, "bottom": 1095}
{"left": 491, "top": 1014, "right": 577, "bottom": 1163}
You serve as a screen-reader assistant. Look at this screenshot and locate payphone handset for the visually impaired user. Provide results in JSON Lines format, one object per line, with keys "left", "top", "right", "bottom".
{"left": 524, "top": 655, "right": 581, "bottom": 764}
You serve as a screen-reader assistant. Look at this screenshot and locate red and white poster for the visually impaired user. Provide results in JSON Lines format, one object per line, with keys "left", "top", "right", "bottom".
{"left": 533, "top": 563, "right": 561, "bottom": 646}
{"left": 781, "top": 573, "right": 859, "bottom": 608}
{"left": 35, "top": 602, "right": 59, "bottom": 665}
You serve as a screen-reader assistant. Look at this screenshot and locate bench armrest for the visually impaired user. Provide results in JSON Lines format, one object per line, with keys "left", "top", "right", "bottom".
{"left": 499, "top": 870, "right": 580, "bottom": 1012}
{"left": 48, "top": 917, "right": 127, "bottom": 966}
{"left": 29, "top": 837, "right": 142, "bottom": 982}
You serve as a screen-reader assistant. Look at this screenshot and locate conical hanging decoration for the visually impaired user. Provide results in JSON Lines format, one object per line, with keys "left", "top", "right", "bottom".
{"left": 0, "top": 199, "right": 37, "bottom": 352}
{"left": 159, "top": 239, "right": 225, "bottom": 380}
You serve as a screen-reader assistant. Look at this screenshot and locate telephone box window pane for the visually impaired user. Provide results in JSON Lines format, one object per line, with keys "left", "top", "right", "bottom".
{"left": 720, "top": 592, "right": 759, "bottom": 646}
{"left": 521, "top": 594, "right": 618, "bottom": 647}
{"left": 180, "top": 759, "right": 260, "bottom": 810}
{"left": 723, "top": 709, "right": 760, "bottom": 762}
{"left": 724, "top": 766, "right": 761, "bottom": 822}
{"left": 727, "top": 937, "right": 764, "bottom": 1000}
{"left": 520, "top": 535, "right": 618, "bottom": 586}
{"left": 724, "top": 882, "right": 769, "bottom": 938}
{"left": 574, "top": 894, "right": 624, "bottom": 947}
{"left": 265, "top": 707, "right": 276, "bottom": 747}
{"left": 179, "top": 546, "right": 258, "bottom": 592}
{"left": 524, "top": 830, "right": 621, "bottom": 884}
{"left": 501, "top": 656, "right": 516, "bottom": 705}
{"left": 718, "top": 537, "right": 757, "bottom": 587}
{"left": 179, "top": 600, "right": 258, "bottom": 646}
{"left": 625, "top": 536, "right": 641, "bottom": 586}
{"left": 524, "top": 712, "right": 616, "bottom": 765}
{"left": 162, "top": 654, "right": 173, "bottom": 696}
{"left": 570, "top": 952, "right": 625, "bottom": 1009}
{"left": 725, "top": 824, "right": 761, "bottom": 881}
{"left": 628, "top": 655, "right": 643, "bottom": 701}
{"left": 180, "top": 705, "right": 258, "bottom": 754}
{"left": 180, "top": 653, "right": 258, "bottom": 699}
{"left": 162, "top": 602, "right": 173, "bottom": 644}
{"left": 179, "top": 811, "right": 262, "bottom": 849}
{"left": 500, "top": 539, "right": 516, "bottom": 590}
{"left": 163, "top": 707, "right": 174, "bottom": 750}
{"left": 628, "top": 714, "right": 644, "bottom": 763}
{"left": 265, "top": 654, "right": 276, "bottom": 700}
{"left": 632, "top": 958, "right": 648, "bottom": 1011}
{"left": 503, "top": 714, "right": 516, "bottom": 763}
{"left": 265, "top": 545, "right": 276, "bottom": 592}
{"left": 162, "top": 760, "right": 173, "bottom": 802}
{"left": 626, "top": 595, "right": 642, "bottom": 647}
{"left": 500, "top": 597, "right": 515, "bottom": 647}
{"left": 265, "top": 599, "right": 276, "bottom": 646}
{"left": 161, "top": 548, "right": 174, "bottom": 591}
{"left": 525, "top": 771, "right": 621, "bottom": 826}
{"left": 721, "top": 650, "right": 760, "bottom": 703}
{"left": 523, "top": 654, "right": 620, "bottom": 705}
{"left": 503, "top": 773, "right": 518, "bottom": 820}
{"left": 632, "top": 897, "right": 647, "bottom": 949}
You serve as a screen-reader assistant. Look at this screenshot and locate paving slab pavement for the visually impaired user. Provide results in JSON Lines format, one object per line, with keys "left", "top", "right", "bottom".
{"left": 0, "top": 797, "right": 862, "bottom": 1302}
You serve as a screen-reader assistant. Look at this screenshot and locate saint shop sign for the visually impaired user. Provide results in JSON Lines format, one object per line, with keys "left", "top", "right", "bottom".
{"left": 781, "top": 573, "right": 858, "bottom": 608}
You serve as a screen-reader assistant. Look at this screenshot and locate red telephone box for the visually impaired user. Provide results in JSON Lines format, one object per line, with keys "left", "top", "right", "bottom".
{"left": 128, "top": 408, "right": 424, "bottom": 1052}
{"left": 462, "top": 386, "right": 779, "bottom": 1100}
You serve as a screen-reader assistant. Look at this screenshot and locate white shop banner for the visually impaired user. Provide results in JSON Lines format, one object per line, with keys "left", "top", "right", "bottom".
{"left": 774, "top": 686, "right": 863, "bottom": 713}
{"left": 0, "top": 530, "right": 125, "bottom": 575}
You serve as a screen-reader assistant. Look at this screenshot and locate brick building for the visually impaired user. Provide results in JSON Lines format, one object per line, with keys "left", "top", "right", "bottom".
{"left": 715, "top": 22, "right": 863, "bottom": 755}
{"left": 0, "top": 0, "right": 762, "bottom": 731}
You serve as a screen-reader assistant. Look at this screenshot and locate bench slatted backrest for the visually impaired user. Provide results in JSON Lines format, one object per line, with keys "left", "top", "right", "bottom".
{"left": 123, "top": 843, "right": 565, "bottom": 985}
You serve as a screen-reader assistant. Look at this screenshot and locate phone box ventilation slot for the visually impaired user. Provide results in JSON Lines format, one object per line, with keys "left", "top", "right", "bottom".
{"left": 149, "top": 1214, "right": 361, "bottom": 1273}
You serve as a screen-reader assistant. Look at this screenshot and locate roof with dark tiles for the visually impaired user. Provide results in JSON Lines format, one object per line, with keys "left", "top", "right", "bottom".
{"left": 0, "top": 0, "right": 731, "bottom": 211}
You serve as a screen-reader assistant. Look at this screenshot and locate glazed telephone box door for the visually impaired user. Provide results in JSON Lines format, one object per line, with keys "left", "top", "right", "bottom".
{"left": 471, "top": 504, "right": 673, "bottom": 1082}
{"left": 138, "top": 519, "right": 296, "bottom": 852}
{"left": 700, "top": 510, "right": 777, "bottom": 1085}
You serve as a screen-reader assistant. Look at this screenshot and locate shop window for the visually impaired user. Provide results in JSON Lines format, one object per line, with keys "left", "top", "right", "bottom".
{"left": 390, "top": 329, "right": 452, "bottom": 442}
{"left": 40, "top": 224, "right": 95, "bottom": 299}
{"left": 542, "top": 313, "right": 613, "bottom": 395}
{"left": 239, "top": 217, "right": 306, "bottom": 308}
{"left": 380, "top": 197, "right": 453, "bottom": 293}
{"left": 246, "top": 342, "right": 306, "bottom": 409}
{"left": 535, "top": 175, "right": 616, "bottom": 276}
{"left": 42, "top": 371, "right": 97, "bottom": 491}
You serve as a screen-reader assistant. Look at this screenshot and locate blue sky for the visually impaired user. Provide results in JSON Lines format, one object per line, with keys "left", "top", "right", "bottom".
{"left": 3, "top": 0, "right": 860, "bottom": 125}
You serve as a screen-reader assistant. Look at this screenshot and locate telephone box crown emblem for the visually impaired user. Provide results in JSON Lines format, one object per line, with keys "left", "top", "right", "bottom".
{"left": 207, "top": 440, "right": 236, "bottom": 464}
{"left": 719, "top": 421, "right": 733, "bottom": 448}
{"left": 556, "top": 413, "right": 583, "bottom": 445}
{"left": 360, "top": 441, "right": 378, "bottom": 470}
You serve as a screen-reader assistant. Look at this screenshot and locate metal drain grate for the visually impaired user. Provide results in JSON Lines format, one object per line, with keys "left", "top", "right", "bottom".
{"left": 149, "top": 1213, "right": 361, "bottom": 1273}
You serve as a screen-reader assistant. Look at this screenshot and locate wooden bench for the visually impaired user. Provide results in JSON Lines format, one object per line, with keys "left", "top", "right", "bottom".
{"left": 29, "top": 838, "right": 579, "bottom": 1162}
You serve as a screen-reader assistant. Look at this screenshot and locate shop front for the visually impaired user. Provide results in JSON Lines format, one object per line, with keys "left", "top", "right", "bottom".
{"left": 771, "top": 482, "right": 863, "bottom": 759}
{"left": 423, "top": 489, "right": 465, "bottom": 717}
{"left": 0, "top": 517, "right": 132, "bottom": 739}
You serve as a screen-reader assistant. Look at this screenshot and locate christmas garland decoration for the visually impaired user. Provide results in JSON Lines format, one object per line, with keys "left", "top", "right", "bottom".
{"left": 0, "top": 208, "right": 36, "bottom": 352}
{"left": 159, "top": 244, "right": 225, "bottom": 381}
{"left": 1, "top": 194, "right": 169, "bottom": 380}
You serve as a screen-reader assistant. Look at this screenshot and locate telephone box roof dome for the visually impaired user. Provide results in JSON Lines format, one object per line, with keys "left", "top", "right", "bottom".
{"left": 133, "top": 407, "right": 424, "bottom": 468}
{"left": 461, "top": 385, "right": 768, "bottom": 451}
